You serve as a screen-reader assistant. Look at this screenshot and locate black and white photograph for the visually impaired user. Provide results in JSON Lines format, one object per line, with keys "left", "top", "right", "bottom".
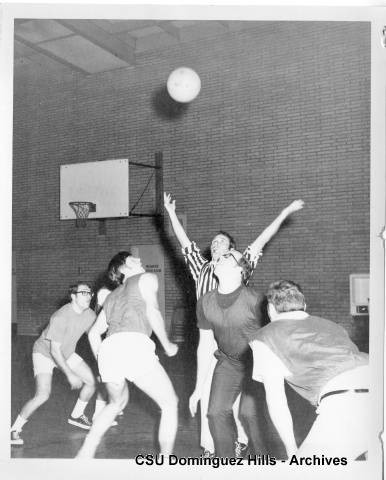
{"left": 1, "top": 1, "right": 385, "bottom": 480}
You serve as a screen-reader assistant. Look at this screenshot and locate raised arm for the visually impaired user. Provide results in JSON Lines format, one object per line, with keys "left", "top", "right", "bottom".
{"left": 88, "top": 310, "right": 108, "bottom": 360}
{"left": 164, "top": 192, "right": 191, "bottom": 250}
{"left": 250, "top": 340, "right": 297, "bottom": 458}
{"left": 138, "top": 272, "right": 178, "bottom": 357}
{"left": 189, "top": 328, "right": 217, "bottom": 417}
{"left": 249, "top": 200, "right": 305, "bottom": 256}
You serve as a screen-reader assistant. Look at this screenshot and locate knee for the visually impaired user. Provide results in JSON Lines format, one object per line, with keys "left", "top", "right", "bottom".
{"left": 160, "top": 391, "right": 178, "bottom": 413}
{"left": 89, "top": 378, "right": 97, "bottom": 390}
{"left": 35, "top": 390, "right": 51, "bottom": 404}
{"left": 207, "top": 404, "right": 232, "bottom": 421}
{"left": 104, "top": 397, "right": 123, "bottom": 416}
{"left": 112, "top": 400, "right": 124, "bottom": 414}
{"left": 239, "top": 405, "right": 257, "bottom": 420}
{"left": 239, "top": 405, "right": 257, "bottom": 425}
{"left": 84, "top": 375, "right": 96, "bottom": 388}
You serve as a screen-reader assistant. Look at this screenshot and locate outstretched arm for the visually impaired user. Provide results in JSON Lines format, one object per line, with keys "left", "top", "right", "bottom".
{"left": 139, "top": 272, "right": 178, "bottom": 357}
{"left": 250, "top": 340, "right": 297, "bottom": 458}
{"left": 249, "top": 199, "right": 304, "bottom": 256}
{"left": 263, "top": 376, "right": 297, "bottom": 458}
{"left": 164, "top": 192, "right": 191, "bottom": 250}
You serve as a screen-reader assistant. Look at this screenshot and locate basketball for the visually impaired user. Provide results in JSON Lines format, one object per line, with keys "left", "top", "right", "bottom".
{"left": 167, "top": 67, "right": 201, "bottom": 103}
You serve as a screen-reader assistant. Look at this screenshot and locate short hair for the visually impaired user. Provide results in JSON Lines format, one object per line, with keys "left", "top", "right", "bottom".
{"left": 107, "top": 251, "right": 132, "bottom": 288}
{"left": 238, "top": 255, "right": 253, "bottom": 285}
{"left": 68, "top": 281, "right": 92, "bottom": 297}
{"left": 216, "top": 230, "right": 236, "bottom": 250}
{"left": 266, "top": 280, "right": 306, "bottom": 313}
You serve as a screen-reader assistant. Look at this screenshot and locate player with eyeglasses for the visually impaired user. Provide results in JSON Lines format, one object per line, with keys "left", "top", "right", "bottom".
{"left": 11, "top": 281, "right": 98, "bottom": 446}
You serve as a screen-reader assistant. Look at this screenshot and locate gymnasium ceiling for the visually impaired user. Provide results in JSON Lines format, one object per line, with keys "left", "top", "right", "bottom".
{"left": 14, "top": 18, "right": 251, "bottom": 78}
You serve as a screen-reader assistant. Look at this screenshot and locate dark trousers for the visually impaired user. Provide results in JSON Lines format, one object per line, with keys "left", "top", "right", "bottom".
{"left": 207, "top": 352, "right": 266, "bottom": 457}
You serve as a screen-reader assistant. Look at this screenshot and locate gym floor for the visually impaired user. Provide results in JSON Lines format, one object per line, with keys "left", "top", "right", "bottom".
{"left": 11, "top": 334, "right": 317, "bottom": 459}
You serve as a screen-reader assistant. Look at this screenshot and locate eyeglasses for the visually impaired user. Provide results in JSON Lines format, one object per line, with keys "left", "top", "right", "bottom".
{"left": 76, "top": 291, "right": 94, "bottom": 297}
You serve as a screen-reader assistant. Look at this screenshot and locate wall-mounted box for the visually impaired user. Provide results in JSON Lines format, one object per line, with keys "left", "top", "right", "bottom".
{"left": 349, "top": 274, "right": 369, "bottom": 316}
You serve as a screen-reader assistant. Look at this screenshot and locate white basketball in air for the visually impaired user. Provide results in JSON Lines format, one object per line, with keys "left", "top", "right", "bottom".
{"left": 167, "top": 67, "right": 201, "bottom": 103}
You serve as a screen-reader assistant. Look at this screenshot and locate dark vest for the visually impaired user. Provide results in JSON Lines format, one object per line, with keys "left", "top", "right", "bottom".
{"left": 103, "top": 273, "right": 152, "bottom": 338}
{"left": 254, "top": 315, "right": 368, "bottom": 405}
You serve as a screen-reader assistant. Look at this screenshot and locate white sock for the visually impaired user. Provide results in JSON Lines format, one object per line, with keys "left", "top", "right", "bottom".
{"left": 237, "top": 433, "right": 248, "bottom": 445}
{"left": 237, "top": 438, "right": 248, "bottom": 445}
{"left": 11, "top": 415, "right": 27, "bottom": 432}
{"left": 93, "top": 399, "right": 107, "bottom": 420}
{"left": 71, "top": 399, "right": 88, "bottom": 418}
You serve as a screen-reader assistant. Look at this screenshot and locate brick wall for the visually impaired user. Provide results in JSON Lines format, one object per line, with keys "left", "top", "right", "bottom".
{"left": 13, "top": 21, "right": 370, "bottom": 340}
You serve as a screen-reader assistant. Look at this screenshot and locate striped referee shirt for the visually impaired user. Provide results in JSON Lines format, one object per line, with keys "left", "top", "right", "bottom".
{"left": 182, "top": 241, "right": 262, "bottom": 299}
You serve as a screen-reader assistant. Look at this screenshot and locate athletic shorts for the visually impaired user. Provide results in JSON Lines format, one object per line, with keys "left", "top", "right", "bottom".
{"left": 98, "top": 332, "right": 159, "bottom": 384}
{"left": 32, "top": 352, "right": 83, "bottom": 376}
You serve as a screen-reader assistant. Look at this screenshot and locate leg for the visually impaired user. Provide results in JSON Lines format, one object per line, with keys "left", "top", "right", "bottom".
{"left": 12, "top": 353, "right": 56, "bottom": 432}
{"left": 76, "top": 380, "right": 128, "bottom": 458}
{"left": 17, "top": 373, "right": 53, "bottom": 423}
{"left": 200, "top": 356, "right": 217, "bottom": 453}
{"left": 207, "top": 358, "right": 243, "bottom": 457}
{"left": 71, "top": 358, "right": 96, "bottom": 404}
{"left": 93, "top": 388, "right": 108, "bottom": 420}
{"left": 239, "top": 382, "right": 266, "bottom": 455}
{"left": 68, "top": 358, "right": 96, "bottom": 427}
{"left": 11, "top": 372, "right": 52, "bottom": 444}
{"left": 133, "top": 362, "right": 178, "bottom": 455}
{"left": 233, "top": 393, "right": 248, "bottom": 445}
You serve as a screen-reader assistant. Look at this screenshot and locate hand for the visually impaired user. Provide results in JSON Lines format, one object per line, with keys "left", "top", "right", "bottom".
{"left": 165, "top": 342, "right": 178, "bottom": 357}
{"left": 189, "top": 390, "right": 201, "bottom": 417}
{"left": 163, "top": 192, "right": 176, "bottom": 213}
{"left": 286, "top": 199, "right": 304, "bottom": 214}
{"left": 67, "top": 372, "right": 83, "bottom": 390}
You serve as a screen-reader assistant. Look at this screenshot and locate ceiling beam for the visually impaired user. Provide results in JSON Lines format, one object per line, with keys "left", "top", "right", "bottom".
{"left": 14, "top": 34, "right": 89, "bottom": 75}
{"left": 158, "top": 21, "right": 181, "bottom": 40}
{"left": 55, "top": 19, "right": 135, "bottom": 65}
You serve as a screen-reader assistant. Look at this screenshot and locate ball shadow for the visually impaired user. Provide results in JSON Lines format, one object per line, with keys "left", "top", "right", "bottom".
{"left": 151, "top": 86, "right": 189, "bottom": 120}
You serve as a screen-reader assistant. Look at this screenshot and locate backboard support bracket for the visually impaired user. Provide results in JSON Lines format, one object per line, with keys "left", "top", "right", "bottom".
{"left": 128, "top": 152, "right": 163, "bottom": 218}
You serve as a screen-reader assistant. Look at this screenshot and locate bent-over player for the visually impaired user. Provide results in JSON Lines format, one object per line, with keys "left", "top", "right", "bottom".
{"left": 250, "top": 280, "right": 369, "bottom": 459}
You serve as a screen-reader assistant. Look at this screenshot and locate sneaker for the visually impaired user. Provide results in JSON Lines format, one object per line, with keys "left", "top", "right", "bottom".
{"left": 235, "top": 441, "right": 248, "bottom": 458}
{"left": 11, "top": 430, "right": 24, "bottom": 446}
{"left": 68, "top": 414, "right": 92, "bottom": 430}
{"left": 203, "top": 449, "right": 215, "bottom": 458}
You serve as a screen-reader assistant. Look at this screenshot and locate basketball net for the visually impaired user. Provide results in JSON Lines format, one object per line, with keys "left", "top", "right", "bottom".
{"left": 69, "top": 201, "right": 95, "bottom": 228}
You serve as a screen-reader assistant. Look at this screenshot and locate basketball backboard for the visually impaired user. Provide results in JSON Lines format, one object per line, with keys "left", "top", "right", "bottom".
{"left": 60, "top": 159, "right": 129, "bottom": 220}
